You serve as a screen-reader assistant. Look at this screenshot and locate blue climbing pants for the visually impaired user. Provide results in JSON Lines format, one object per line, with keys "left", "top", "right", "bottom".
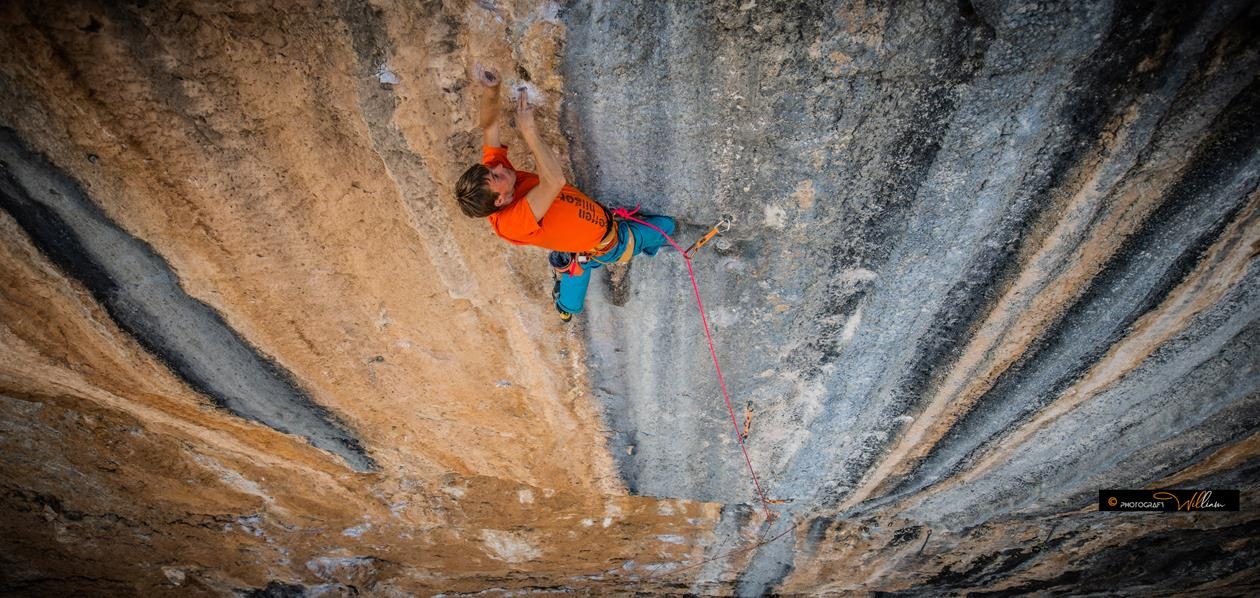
{"left": 555, "top": 215, "right": 676, "bottom": 314}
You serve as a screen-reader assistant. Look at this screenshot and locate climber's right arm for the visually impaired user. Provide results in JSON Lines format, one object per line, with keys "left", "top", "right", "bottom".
{"left": 474, "top": 63, "right": 502, "bottom": 148}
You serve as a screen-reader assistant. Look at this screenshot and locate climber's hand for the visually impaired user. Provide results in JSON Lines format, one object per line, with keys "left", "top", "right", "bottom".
{"left": 474, "top": 63, "right": 499, "bottom": 88}
{"left": 515, "top": 90, "right": 536, "bottom": 134}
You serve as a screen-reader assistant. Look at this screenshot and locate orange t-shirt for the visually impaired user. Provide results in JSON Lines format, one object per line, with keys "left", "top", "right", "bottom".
{"left": 482, "top": 145, "right": 608, "bottom": 252}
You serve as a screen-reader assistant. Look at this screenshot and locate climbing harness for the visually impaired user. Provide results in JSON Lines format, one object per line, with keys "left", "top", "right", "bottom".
{"left": 611, "top": 205, "right": 774, "bottom": 521}
{"left": 552, "top": 206, "right": 631, "bottom": 280}
{"left": 587, "top": 208, "right": 621, "bottom": 260}
{"left": 548, "top": 207, "right": 637, "bottom": 322}
{"left": 588, "top": 229, "right": 635, "bottom": 266}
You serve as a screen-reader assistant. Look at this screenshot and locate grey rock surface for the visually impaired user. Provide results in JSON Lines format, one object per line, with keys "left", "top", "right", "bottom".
{"left": 563, "top": 0, "right": 1260, "bottom": 592}
{"left": 0, "top": 0, "right": 1257, "bottom": 594}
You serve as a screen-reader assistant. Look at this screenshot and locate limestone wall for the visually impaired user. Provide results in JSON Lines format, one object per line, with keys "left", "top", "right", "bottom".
{"left": 1, "top": 0, "right": 1257, "bottom": 595}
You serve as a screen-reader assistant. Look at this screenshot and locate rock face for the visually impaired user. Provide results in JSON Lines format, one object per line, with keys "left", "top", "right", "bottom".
{"left": 1, "top": 0, "right": 1257, "bottom": 595}
{"left": 566, "top": 0, "right": 1260, "bottom": 593}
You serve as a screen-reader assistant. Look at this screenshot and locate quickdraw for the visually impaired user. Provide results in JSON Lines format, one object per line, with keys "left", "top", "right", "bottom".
{"left": 684, "top": 214, "right": 734, "bottom": 258}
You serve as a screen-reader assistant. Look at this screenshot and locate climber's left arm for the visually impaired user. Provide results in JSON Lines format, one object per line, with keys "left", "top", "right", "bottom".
{"left": 516, "top": 93, "right": 564, "bottom": 221}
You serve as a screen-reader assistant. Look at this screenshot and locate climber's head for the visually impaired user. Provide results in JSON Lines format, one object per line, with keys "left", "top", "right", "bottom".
{"left": 455, "top": 163, "right": 515, "bottom": 217}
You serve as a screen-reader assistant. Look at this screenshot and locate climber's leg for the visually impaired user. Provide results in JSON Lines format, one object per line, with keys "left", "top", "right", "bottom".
{"left": 624, "top": 215, "right": 676, "bottom": 257}
{"left": 555, "top": 259, "right": 597, "bottom": 316}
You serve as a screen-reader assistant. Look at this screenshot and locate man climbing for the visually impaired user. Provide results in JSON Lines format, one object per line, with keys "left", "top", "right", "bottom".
{"left": 455, "top": 63, "right": 676, "bottom": 320}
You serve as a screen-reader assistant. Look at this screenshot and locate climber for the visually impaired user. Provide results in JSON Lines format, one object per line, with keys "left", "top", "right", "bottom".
{"left": 454, "top": 63, "right": 675, "bottom": 321}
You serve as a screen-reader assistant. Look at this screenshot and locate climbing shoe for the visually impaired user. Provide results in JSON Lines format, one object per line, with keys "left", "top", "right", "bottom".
{"left": 551, "top": 276, "right": 572, "bottom": 323}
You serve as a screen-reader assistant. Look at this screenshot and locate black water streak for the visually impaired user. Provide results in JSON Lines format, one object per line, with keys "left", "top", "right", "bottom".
{"left": 0, "top": 127, "right": 375, "bottom": 471}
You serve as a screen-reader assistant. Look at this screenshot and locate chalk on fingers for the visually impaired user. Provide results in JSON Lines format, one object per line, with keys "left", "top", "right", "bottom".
{"left": 508, "top": 82, "right": 542, "bottom": 106}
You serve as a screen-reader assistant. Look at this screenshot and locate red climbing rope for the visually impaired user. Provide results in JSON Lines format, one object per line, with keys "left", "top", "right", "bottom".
{"left": 612, "top": 206, "right": 774, "bottom": 520}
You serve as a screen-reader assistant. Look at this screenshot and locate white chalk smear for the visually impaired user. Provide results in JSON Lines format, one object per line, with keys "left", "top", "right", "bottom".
{"left": 481, "top": 529, "right": 542, "bottom": 563}
{"left": 840, "top": 306, "right": 862, "bottom": 344}
{"left": 341, "top": 523, "right": 371, "bottom": 537}
{"left": 837, "top": 268, "right": 878, "bottom": 285}
{"left": 764, "top": 204, "right": 787, "bottom": 229}
{"left": 509, "top": 81, "right": 542, "bottom": 106}
{"left": 376, "top": 64, "right": 401, "bottom": 85}
{"left": 540, "top": 1, "right": 561, "bottom": 22}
